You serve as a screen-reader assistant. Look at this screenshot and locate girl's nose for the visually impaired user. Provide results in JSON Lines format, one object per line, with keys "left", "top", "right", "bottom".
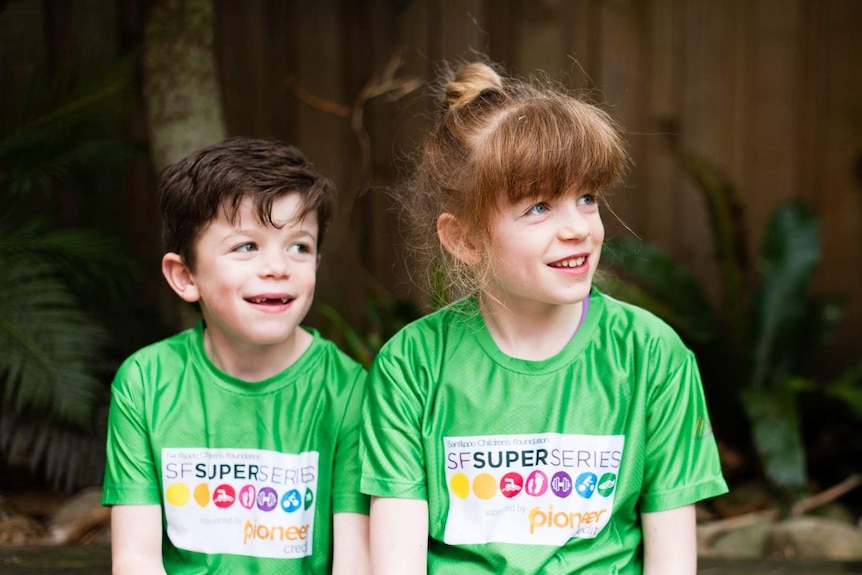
{"left": 557, "top": 205, "right": 591, "bottom": 240}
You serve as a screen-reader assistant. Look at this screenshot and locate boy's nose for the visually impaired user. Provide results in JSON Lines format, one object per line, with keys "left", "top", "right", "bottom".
{"left": 259, "top": 249, "right": 290, "bottom": 277}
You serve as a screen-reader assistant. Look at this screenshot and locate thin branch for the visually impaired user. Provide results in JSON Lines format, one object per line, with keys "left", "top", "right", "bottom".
{"left": 286, "top": 51, "right": 422, "bottom": 298}
{"left": 285, "top": 75, "right": 350, "bottom": 117}
{"left": 790, "top": 474, "right": 862, "bottom": 515}
{"left": 697, "top": 474, "right": 862, "bottom": 543}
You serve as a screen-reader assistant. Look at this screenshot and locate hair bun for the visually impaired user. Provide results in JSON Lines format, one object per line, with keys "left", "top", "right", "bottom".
{"left": 443, "top": 63, "right": 504, "bottom": 110}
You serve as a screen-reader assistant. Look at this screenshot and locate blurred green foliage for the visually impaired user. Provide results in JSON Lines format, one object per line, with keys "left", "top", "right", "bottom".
{"left": 0, "top": 59, "right": 143, "bottom": 490}
{"left": 318, "top": 296, "right": 423, "bottom": 369}
{"left": 600, "top": 148, "right": 861, "bottom": 497}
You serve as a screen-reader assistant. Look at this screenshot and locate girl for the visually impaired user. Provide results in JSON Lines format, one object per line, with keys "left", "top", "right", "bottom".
{"left": 360, "top": 61, "right": 727, "bottom": 575}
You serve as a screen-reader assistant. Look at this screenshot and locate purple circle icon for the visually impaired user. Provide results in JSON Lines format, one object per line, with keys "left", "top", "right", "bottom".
{"left": 256, "top": 487, "right": 278, "bottom": 511}
{"left": 551, "top": 471, "right": 573, "bottom": 498}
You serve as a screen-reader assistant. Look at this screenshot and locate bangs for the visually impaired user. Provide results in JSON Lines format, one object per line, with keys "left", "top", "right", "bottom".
{"left": 473, "top": 98, "right": 627, "bottom": 208}
{"left": 219, "top": 177, "right": 328, "bottom": 230}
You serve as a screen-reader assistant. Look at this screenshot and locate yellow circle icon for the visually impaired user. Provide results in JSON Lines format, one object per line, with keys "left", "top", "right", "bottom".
{"left": 165, "top": 482, "right": 190, "bottom": 506}
{"left": 473, "top": 473, "right": 497, "bottom": 500}
{"left": 194, "top": 483, "right": 210, "bottom": 507}
{"left": 450, "top": 473, "right": 470, "bottom": 499}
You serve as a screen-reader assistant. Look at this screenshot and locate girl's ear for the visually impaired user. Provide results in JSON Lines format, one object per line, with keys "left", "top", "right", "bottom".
{"left": 162, "top": 252, "right": 201, "bottom": 303}
{"left": 437, "top": 213, "right": 481, "bottom": 265}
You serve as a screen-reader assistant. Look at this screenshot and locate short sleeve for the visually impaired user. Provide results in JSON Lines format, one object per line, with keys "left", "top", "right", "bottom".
{"left": 360, "top": 344, "right": 428, "bottom": 500}
{"left": 639, "top": 351, "right": 728, "bottom": 512}
{"left": 332, "top": 370, "right": 371, "bottom": 514}
{"left": 102, "top": 358, "right": 161, "bottom": 505}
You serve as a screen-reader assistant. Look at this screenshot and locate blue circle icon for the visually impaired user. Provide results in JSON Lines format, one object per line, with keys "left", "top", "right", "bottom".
{"left": 575, "top": 472, "right": 598, "bottom": 499}
{"left": 280, "top": 489, "right": 302, "bottom": 513}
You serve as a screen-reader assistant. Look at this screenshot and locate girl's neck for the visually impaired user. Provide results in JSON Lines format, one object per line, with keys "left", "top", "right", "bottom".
{"left": 203, "top": 328, "right": 312, "bottom": 382}
{"left": 479, "top": 294, "right": 585, "bottom": 361}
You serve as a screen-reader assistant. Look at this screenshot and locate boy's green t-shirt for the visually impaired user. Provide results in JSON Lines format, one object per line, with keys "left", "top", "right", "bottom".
{"left": 360, "top": 289, "right": 727, "bottom": 574}
{"left": 103, "top": 322, "right": 368, "bottom": 574}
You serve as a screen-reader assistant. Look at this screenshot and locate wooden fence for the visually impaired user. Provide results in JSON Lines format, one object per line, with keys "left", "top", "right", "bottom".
{"left": 2, "top": 0, "right": 860, "bottom": 363}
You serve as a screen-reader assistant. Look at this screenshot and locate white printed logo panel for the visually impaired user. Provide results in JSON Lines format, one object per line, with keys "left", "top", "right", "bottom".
{"left": 162, "top": 448, "right": 319, "bottom": 559}
{"left": 443, "top": 433, "right": 624, "bottom": 546}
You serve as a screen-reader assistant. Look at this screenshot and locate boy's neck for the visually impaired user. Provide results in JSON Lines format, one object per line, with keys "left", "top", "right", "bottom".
{"left": 479, "top": 296, "right": 585, "bottom": 361}
{"left": 203, "top": 327, "right": 313, "bottom": 382}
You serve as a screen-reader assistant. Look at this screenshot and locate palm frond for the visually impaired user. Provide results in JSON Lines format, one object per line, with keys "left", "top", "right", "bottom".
{"left": 0, "top": 259, "right": 106, "bottom": 428}
{"left": 0, "top": 59, "right": 135, "bottom": 202}
{"left": 0, "top": 56, "right": 139, "bottom": 491}
{"left": 0, "top": 218, "right": 138, "bottom": 302}
{"left": 0, "top": 407, "right": 107, "bottom": 490}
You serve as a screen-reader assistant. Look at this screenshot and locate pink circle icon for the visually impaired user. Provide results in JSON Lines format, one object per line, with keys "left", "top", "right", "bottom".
{"left": 524, "top": 470, "right": 548, "bottom": 496}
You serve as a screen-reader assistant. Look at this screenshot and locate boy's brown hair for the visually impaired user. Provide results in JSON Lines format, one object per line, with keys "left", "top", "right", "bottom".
{"left": 160, "top": 137, "right": 336, "bottom": 270}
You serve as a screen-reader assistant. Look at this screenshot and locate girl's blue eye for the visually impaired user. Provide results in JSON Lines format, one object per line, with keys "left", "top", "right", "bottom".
{"left": 579, "top": 194, "right": 598, "bottom": 206}
{"left": 527, "top": 202, "right": 550, "bottom": 215}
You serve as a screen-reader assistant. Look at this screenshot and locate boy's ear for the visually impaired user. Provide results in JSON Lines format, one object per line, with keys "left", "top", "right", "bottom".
{"left": 162, "top": 252, "right": 201, "bottom": 303}
{"left": 437, "top": 213, "right": 481, "bottom": 265}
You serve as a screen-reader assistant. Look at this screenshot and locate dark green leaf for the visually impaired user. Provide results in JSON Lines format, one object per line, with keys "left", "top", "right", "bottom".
{"left": 672, "top": 148, "right": 749, "bottom": 328}
{"left": 824, "top": 362, "right": 862, "bottom": 419}
{"left": 741, "top": 381, "right": 809, "bottom": 491}
{"left": 0, "top": 260, "right": 106, "bottom": 427}
{"left": 317, "top": 304, "right": 374, "bottom": 368}
{"left": 750, "top": 202, "right": 820, "bottom": 390}
{"left": 602, "top": 236, "right": 717, "bottom": 342}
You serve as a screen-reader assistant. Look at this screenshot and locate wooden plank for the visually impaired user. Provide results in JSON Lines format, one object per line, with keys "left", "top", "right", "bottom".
{"left": 354, "top": 0, "right": 408, "bottom": 299}
{"left": 745, "top": 0, "right": 803, "bottom": 241}
{"left": 815, "top": 0, "right": 862, "bottom": 357}
{"left": 285, "top": 0, "right": 356, "bottom": 317}
{"left": 437, "top": 0, "right": 488, "bottom": 62}
{"left": 0, "top": 0, "right": 46, "bottom": 82}
{"left": 512, "top": 0, "right": 582, "bottom": 80}
{"left": 593, "top": 0, "right": 647, "bottom": 240}
{"left": 676, "top": 0, "right": 743, "bottom": 303}
{"left": 486, "top": 0, "right": 521, "bottom": 71}
{"left": 640, "top": 0, "right": 679, "bottom": 249}
{"left": 795, "top": 0, "right": 827, "bottom": 206}
{"left": 567, "top": 0, "right": 598, "bottom": 91}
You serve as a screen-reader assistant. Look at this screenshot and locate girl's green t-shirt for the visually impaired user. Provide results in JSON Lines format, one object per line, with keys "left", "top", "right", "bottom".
{"left": 361, "top": 289, "right": 727, "bottom": 574}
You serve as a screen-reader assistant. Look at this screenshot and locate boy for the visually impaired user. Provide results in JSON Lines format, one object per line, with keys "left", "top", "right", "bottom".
{"left": 103, "top": 138, "right": 370, "bottom": 574}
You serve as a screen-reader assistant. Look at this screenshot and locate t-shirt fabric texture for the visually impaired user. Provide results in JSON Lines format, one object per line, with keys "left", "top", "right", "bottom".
{"left": 103, "top": 322, "right": 368, "bottom": 574}
{"left": 360, "top": 289, "right": 727, "bottom": 574}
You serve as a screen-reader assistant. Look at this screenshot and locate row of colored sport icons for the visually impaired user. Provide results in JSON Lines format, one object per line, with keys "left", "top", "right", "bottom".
{"left": 165, "top": 482, "right": 314, "bottom": 512}
{"left": 450, "top": 470, "right": 617, "bottom": 500}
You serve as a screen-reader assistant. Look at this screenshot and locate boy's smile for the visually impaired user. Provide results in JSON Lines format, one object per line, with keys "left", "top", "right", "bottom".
{"left": 163, "top": 193, "right": 319, "bottom": 379}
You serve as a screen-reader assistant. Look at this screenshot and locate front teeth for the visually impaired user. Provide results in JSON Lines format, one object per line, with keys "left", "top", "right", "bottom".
{"left": 556, "top": 257, "right": 586, "bottom": 268}
{"left": 249, "top": 297, "right": 291, "bottom": 304}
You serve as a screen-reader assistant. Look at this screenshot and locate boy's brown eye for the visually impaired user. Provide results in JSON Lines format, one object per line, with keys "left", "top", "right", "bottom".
{"left": 288, "top": 243, "right": 312, "bottom": 255}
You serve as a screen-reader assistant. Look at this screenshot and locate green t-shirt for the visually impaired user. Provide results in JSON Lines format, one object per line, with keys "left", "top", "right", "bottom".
{"left": 360, "top": 290, "right": 727, "bottom": 574}
{"left": 103, "top": 322, "right": 368, "bottom": 574}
